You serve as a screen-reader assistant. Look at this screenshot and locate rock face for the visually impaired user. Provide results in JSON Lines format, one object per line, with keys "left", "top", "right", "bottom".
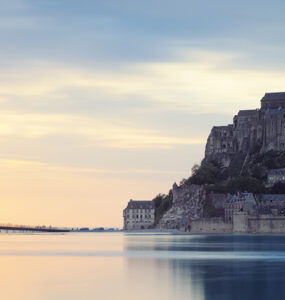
{"left": 157, "top": 183, "right": 206, "bottom": 229}
{"left": 205, "top": 93, "right": 285, "bottom": 168}
{"left": 156, "top": 92, "right": 285, "bottom": 230}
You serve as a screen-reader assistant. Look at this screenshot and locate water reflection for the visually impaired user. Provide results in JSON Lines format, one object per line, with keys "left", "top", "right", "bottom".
{"left": 124, "top": 234, "right": 285, "bottom": 300}
{"left": 0, "top": 233, "right": 285, "bottom": 299}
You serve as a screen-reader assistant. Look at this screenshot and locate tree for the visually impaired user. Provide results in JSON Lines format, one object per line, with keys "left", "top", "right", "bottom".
{"left": 227, "top": 176, "right": 264, "bottom": 193}
{"left": 191, "top": 164, "right": 200, "bottom": 176}
{"left": 190, "top": 161, "right": 222, "bottom": 185}
{"left": 271, "top": 182, "right": 285, "bottom": 194}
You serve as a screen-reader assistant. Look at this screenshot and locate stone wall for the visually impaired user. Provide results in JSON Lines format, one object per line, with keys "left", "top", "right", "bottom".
{"left": 156, "top": 183, "right": 205, "bottom": 229}
{"left": 233, "top": 212, "right": 249, "bottom": 233}
{"left": 261, "top": 93, "right": 285, "bottom": 109}
{"left": 262, "top": 109, "right": 285, "bottom": 152}
{"left": 205, "top": 110, "right": 262, "bottom": 160}
{"left": 190, "top": 214, "right": 285, "bottom": 234}
{"left": 205, "top": 94, "right": 285, "bottom": 164}
{"left": 248, "top": 216, "right": 285, "bottom": 233}
{"left": 190, "top": 218, "right": 232, "bottom": 234}
{"left": 156, "top": 93, "right": 285, "bottom": 233}
{"left": 233, "top": 213, "right": 285, "bottom": 233}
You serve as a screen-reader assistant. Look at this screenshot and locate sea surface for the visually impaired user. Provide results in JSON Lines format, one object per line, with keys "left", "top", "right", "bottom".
{"left": 1, "top": 232, "right": 285, "bottom": 299}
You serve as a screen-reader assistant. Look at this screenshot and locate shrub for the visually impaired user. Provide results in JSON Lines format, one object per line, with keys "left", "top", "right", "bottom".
{"left": 153, "top": 191, "right": 173, "bottom": 225}
{"left": 226, "top": 176, "right": 265, "bottom": 193}
{"left": 190, "top": 161, "right": 222, "bottom": 185}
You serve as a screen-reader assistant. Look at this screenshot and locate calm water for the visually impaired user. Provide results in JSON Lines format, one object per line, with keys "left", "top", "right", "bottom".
{"left": 1, "top": 233, "right": 285, "bottom": 299}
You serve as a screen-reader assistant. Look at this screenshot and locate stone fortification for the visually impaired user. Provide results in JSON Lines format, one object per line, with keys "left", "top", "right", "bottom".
{"left": 190, "top": 218, "right": 232, "bottom": 234}
{"left": 189, "top": 213, "right": 285, "bottom": 234}
{"left": 205, "top": 93, "right": 285, "bottom": 168}
{"left": 233, "top": 213, "right": 285, "bottom": 234}
{"left": 157, "top": 183, "right": 206, "bottom": 229}
{"left": 153, "top": 92, "right": 285, "bottom": 233}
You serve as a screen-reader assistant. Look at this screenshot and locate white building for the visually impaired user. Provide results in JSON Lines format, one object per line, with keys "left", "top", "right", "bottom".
{"left": 123, "top": 200, "right": 155, "bottom": 230}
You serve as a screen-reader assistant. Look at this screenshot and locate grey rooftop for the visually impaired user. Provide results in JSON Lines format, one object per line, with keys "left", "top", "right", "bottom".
{"left": 260, "top": 194, "right": 285, "bottom": 201}
{"left": 238, "top": 110, "right": 258, "bottom": 116}
{"left": 126, "top": 200, "right": 154, "bottom": 209}
{"left": 262, "top": 92, "right": 285, "bottom": 101}
{"left": 267, "top": 168, "right": 285, "bottom": 175}
{"left": 227, "top": 193, "right": 252, "bottom": 203}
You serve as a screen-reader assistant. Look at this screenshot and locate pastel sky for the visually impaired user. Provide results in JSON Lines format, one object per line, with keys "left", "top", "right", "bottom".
{"left": 1, "top": 0, "right": 285, "bottom": 227}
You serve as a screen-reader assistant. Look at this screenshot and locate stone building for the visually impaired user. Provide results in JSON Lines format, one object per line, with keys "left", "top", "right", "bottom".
{"left": 205, "top": 92, "right": 285, "bottom": 167}
{"left": 261, "top": 92, "right": 285, "bottom": 109}
{"left": 267, "top": 169, "right": 285, "bottom": 187}
{"left": 224, "top": 193, "right": 257, "bottom": 222}
{"left": 123, "top": 200, "right": 155, "bottom": 230}
{"left": 257, "top": 194, "right": 285, "bottom": 216}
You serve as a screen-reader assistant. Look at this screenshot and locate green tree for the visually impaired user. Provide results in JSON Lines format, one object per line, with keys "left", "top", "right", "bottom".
{"left": 227, "top": 176, "right": 265, "bottom": 193}
{"left": 190, "top": 161, "right": 222, "bottom": 185}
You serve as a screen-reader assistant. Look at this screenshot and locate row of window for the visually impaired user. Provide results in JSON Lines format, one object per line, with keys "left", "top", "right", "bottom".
{"left": 126, "top": 214, "right": 153, "bottom": 219}
{"left": 127, "top": 209, "right": 153, "bottom": 213}
{"left": 130, "top": 220, "right": 153, "bottom": 223}
{"left": 126, "top": 220, "right": 153, "bottom": 224}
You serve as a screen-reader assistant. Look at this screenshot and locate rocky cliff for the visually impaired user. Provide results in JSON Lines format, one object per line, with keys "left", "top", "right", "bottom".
{"left": 155, "top": 92, "right": 285, "bottom": 230}
{"left": 157, "top": 183, "right": 206, "bottom": 230}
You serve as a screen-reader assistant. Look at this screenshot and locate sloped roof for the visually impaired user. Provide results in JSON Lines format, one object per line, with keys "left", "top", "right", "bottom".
{"left": 260, "top": 194, "right": 285, "bottom": 201}
{"left": 238, "top": 110, "right": 258, "bottom": 116}
{"left": 226, "top": 193, "right": 254, "bottom": 203}
{"left": 126, "top": 200, "right": 154, "bottom": 209}
{"left": 262, "top": 92, "right": 285, "bottom": 101}
{"left": 268, "top": 168, "right": 285, "bottom": 175}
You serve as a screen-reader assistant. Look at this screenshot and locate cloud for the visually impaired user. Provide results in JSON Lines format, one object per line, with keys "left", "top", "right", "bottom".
{"left": 0, "top": 158, "right": 189, "bottom": 176}
{"left": 4, "top": 0, "right": 285, "bottom": 226}
{"left": 0, "top": 50, "right": 284, "bottom": 154}
{"left": 0, "top": 51, "right": 284, "bottom": 115}
{"left": 1, "top": 0, "right": 285, "bottom": 69}
{"left": 0, "top": 111, "right": 205, "bottom": 149}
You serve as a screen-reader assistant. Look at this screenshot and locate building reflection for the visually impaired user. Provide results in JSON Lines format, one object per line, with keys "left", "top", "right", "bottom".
{"left": 124, "top": 234, "right": 285, "bottom": 300}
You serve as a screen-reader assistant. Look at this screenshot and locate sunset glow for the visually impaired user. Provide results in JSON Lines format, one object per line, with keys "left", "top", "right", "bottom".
{"left": 1, "top": 0, "right": 285, "bottom": 227}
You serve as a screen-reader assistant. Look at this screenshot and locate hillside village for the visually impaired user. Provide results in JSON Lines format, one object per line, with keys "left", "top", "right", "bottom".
{"left": 123, "top": 93, "right": 285, "bottom": 234}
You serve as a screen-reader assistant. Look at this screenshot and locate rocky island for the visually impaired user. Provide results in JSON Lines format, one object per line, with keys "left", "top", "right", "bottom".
{"left": 124, "top": 92, "right": 285, "bottom": 233}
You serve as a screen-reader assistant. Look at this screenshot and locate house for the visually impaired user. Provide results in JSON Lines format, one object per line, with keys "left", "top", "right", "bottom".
{"left": 224, "top": 193, "right": 257, "bottom": 222}
{"left": 123, "top": 200, "right": 155, "bottom": 230}
{"left": 258, "top": 194, "right": 285, "bottom": 216}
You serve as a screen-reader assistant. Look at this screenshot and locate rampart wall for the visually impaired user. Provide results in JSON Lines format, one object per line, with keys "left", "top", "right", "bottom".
{"left": 233, "top": 213, "right": 285, "bottom": 234}
{"left": 190, "top": 218, "right": 232, "bottom": 234}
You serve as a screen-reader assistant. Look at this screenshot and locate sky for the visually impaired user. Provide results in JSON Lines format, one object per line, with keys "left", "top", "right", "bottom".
{"left": 1, "top": 0, "right": 285, "bottom": 228}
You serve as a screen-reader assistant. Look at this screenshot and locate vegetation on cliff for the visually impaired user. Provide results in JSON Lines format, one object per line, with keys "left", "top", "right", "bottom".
{"left": 203, "top": 199, "right": 225, "bottom": 218}
{"left": 164, "top": 150, "right": 285, "bottom": 218}
{"left": 190, "top": 161, "right": 223, "bottom": 184}
{"left": 152, "top": 190, "right": 173, "bottom": 226}
{"left": 153, "top": 95, "right": 285, "bottom": 225}
{"left": 152, "top": 150, "right": 285, "bottom": 224}
{"left": 180, "top": 150, "right": 285, "bottom": 194}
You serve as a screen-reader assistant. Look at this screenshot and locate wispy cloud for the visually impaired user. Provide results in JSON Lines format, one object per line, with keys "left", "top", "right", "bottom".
{"left": 1, "top": 0, "right": 285, "bottom": 226}
{"left": 0, "top": 111, "right": 205, "bottom": 148}
{"left": 0, "top": 158, "right": 188, "bottom": 176}
{"left": 0, "top": 51, "right": 285, "bottom": 153}
{"left": 1, "top": 52, "right": 285, "bottom": 114}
